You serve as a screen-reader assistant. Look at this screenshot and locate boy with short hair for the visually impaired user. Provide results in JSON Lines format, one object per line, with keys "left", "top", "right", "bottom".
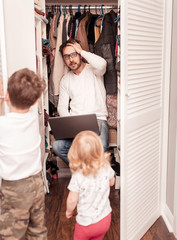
{"left": 0, "top": 68, "right": 47, "bottom": 239}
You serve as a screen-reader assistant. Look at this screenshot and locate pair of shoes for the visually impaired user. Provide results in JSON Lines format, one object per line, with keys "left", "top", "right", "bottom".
{"left": 46, "top": 172, "right": 53, "bottom": 184}
{"left": 111, "top": 154, "right": 120, "bottom": 176}
{"left": 112, "top": 162, "right": 120, "bottom": 176}
{"left": 118, "top": 189, "right": 120, "bottom": 200}
{"left": 46, "top": 160, "right": 59, "bottom": 174}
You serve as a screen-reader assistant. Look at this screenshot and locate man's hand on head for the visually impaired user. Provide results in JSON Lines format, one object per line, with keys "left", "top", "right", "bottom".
{"left": 67, "top": 42, "right": 82, "bottom": 55}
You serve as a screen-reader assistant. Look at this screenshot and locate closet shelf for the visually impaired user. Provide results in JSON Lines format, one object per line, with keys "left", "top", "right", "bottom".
{"left": 46, "top": 5, "right": 118, "bottom": 10}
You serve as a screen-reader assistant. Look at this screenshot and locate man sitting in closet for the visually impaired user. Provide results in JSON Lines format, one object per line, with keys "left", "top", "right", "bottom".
{"left": 52, "top": 39, "right": 109, "bottom": 165}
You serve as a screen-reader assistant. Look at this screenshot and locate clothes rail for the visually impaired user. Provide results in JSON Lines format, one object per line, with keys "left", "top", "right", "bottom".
{"left": 46, "top": 5, "right": 118, "bottom": 11}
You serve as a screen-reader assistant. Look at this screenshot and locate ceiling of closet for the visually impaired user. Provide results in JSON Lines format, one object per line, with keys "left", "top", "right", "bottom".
{"left": 46, "top": 0, "right": 117, "bottom": 5}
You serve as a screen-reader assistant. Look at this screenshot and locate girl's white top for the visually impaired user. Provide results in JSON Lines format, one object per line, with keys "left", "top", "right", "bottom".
{"left": 68, "top": 165, "right": 115, "bottom": 226}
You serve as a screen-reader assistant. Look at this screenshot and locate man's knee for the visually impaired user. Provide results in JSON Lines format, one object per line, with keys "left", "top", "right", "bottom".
{"left": 52, "top": 140, "right": 64, "bottom": 154}
{"left": 52, "top": 140, "right": 59, "bottom": 154}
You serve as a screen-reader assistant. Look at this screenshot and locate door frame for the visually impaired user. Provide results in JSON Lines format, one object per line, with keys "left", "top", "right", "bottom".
{"left": 162, "top": 0, "right": 177, "bottom": 236}
{"left": 161, "top": 0, "right": 174, "bottom": 234}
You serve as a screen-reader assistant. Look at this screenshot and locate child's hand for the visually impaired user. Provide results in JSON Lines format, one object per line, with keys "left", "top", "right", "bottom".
{"left": 66, "top": 210, "right": 73, "bottom": 218}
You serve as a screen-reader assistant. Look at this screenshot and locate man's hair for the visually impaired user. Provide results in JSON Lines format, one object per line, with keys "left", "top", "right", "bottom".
{"left": 68, "top": 130, "right": 110, "bottom": 177}
{"left": 59, "top": 38, "right": 81, "bottom": 56}
{"left": 8, "top": 68, "right": 46, "bottom": 109}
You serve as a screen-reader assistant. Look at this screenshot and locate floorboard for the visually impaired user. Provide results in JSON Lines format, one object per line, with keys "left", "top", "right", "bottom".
{"left": 45, "top": 167, "right": 176, "bottom": 240}
{"left": 45, "top": 168, "right": 120, "bottom": 240}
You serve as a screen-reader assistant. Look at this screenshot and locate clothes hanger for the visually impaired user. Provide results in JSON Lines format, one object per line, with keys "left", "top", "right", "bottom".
{"left": 69, "top": 5, "right": 73, "bottom": 17}
{"left": 84, "top": 5, "right": 87, "bottom": 13}
{"left": 78, "top": 4, "right": 81, "bottom": 13}
{"left": 114, "top": 6, "right": 120, "bottom": 23}
{"left": 62, "top": 5, "right": 66, "bottom": 18}
{"left": 59, "top": 5, "right": 61, "bottom": 16}
{"left": 94, "top": 4, "right": 104, "bottom": 27}
{"left": 99, "top": 4, "right": 104, "bottom": 17}
{"left": 95, "top": 5, "right": 98, "bottom": 15}
{"left": 114, "top": 15, "right": 120, "bottom": 23}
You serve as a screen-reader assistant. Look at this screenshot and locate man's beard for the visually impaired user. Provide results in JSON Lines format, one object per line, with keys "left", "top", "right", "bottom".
{"left": 68, "top": 60, "right": 81, "bottom": 71}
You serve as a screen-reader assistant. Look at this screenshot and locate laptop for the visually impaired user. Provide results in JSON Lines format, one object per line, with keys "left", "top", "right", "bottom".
{"left": 48, "top": 114, "right": 100, "bottom": 140}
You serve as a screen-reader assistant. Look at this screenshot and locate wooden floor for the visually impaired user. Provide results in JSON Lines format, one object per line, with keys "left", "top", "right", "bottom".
{"left": 45, "top": 168, "right": 176, "bottom": 240}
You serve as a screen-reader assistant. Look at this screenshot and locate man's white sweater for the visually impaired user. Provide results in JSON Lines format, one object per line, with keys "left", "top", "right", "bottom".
{"left": 58, "top": 50, "right": 108, "bottom": 120}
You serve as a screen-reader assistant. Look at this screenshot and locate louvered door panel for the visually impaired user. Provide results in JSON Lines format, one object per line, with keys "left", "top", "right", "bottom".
{"left": 126, "top": 120, "right": 161, "bottom": 238}
{"left": 121, "top": 0, "right": 165, "bottom": 239}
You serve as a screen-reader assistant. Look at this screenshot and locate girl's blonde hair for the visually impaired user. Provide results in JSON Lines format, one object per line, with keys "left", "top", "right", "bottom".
{"left": 68, "top": 130, "right": 111, "bottom": 176}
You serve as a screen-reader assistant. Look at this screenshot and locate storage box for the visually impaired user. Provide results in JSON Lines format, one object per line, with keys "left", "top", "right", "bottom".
{"left": 109, "top": 128, "right": 117, "bottom": 147}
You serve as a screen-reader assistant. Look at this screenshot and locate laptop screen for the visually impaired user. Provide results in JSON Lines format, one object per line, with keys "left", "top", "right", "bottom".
{"left": 48, "top": 114, "right": 100, "bottom": 140}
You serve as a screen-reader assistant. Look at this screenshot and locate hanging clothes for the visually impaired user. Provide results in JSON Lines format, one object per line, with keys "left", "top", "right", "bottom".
{"left": 53, "top": 11, "right": 60, "bottom": 39}
{"left": 94, "top": 16, "right": 103, "bottom": 43}
{"left": 68, "top": 11, "right": 81, "bottom": 39}
{"left": 94, "top": 10, "right": 117, "bottom": 94}
{"left": 87, "top": 14, "right": 99, "bottom": 53}
{"left": 76, "top": 12, "right": 90, "bottom": 52}
{"left": 45, "top": 5, "right": 118, "bottom": 118}
{"left": 52, "top": 14, "right": 68, "bottom": 96}
{"left": 49, "top": 14, "right": 56, "bottom": 51}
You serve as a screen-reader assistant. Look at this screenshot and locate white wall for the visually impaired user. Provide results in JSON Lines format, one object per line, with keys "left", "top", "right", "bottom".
{"left": 3, "top": 0, "right": 36, "bottom": 77}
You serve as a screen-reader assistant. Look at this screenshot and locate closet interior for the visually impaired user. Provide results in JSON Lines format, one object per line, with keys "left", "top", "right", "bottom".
{"left": 34, "top": 0, "right": 121, "bottom": 191}
{"left": 2, "top": 0, "right": 176, "bottom": 239}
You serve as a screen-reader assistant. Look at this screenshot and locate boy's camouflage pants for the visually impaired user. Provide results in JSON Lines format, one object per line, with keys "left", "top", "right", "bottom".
{"left": 0, "top": 172, "right": 47, "bottom": 240}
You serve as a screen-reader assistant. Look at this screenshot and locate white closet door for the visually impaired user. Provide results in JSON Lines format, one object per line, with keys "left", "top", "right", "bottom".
{"left": 0, "top": 41, "right": 2, "bottom": 78}
{"left": 0, "top": 0, "right": 5, "bottom": 78}
{"left": 120, "top": 0, "right": 166, "bottom": 239}
{"left": 0, "top": 0, "right": 7, "bottom": 113}
{"left": 0, "top": 1, "right": 3, "bottom": 78}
